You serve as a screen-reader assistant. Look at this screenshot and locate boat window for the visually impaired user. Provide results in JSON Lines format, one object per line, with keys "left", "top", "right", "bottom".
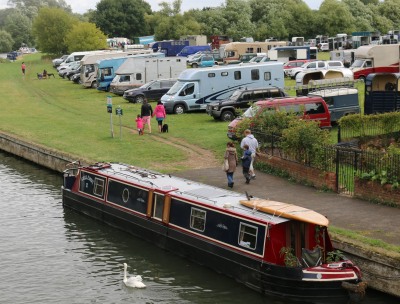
{"left": 238, "top": 223, "right": 257, "bottom": 249}
{"left": 93, "top": 177, "right": 105, "bottom": 197}
{"left": 153, "top": 194, "right": 164, "bottom": 220}
{"left": 190, "top": 208, "right": 206, "bottom": 232}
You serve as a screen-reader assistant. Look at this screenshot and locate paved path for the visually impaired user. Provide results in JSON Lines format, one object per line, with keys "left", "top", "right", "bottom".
{"left": 175, "top": 167, "right": 400, "bottom": 246}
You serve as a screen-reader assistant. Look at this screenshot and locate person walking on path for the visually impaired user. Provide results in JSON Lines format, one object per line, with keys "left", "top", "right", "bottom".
{"left": 21, "top": 62, "right": 26, "bottom": 76}
{"left": 224, "top": 142, "right": 238, "bottom": 188}
{"left": 135, "top": 115, "right": 144, "bottom": 135}
{"left": 153, "top": 100, "right": 167, "bottom": 132}
{"left": 241, "top": 144, "right": 252, "bottom": 184}
{"left": 141, "top": 99, "right": 153, "bottom": 134}
{"left": 240, "top": 129, "right": 259, "bottom": 179}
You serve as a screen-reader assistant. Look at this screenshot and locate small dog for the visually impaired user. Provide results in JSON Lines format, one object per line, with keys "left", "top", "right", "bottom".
{"left": 161, "top": 124, "right": 169, "bottom": 133}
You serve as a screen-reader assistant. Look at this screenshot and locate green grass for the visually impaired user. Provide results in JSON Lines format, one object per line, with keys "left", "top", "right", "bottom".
{"left": 0, "top": 53, "right": 229, "bottom": 171}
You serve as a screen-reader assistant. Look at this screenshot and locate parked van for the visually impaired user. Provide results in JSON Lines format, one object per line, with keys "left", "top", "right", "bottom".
{"left": 308, "top": 88, "right": 360, "bottom": 122}
{"left": 287, "top": 60, "right": 344, "bottom": 79}
{"left": 161, "top": 62, "right": 285, "bottom": 114}
{"left": 206, "top": 86, "right": 288, "bottom": 121}
{"left": 177, "top": 45, "right": 211, "bottom": 57}
{"left": 227, "top": 96, "right": 331, "bottom": 139}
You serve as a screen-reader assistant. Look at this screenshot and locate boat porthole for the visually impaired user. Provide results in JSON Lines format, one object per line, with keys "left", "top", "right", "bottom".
{"left": 122, "top": 188, "right": 129, "bottom": 203}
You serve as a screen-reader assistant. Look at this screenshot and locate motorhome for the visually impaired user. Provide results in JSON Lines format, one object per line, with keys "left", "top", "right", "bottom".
{"left": 160, "top": 62, "right": 285, "bottom": 114}
{"left": 96, "top": 52, "right": 165, "bottom": 91}
{"left": 80, "top": 50, "right": 151, "bottom": 88}
{"left": 350, "top": 44, "right": 400, "bottom": 80}
{"left": 223, "top": 41, "right": 287, "bottom": 64}
{"left": 109, "top": 57, "right": 187, "bottom": 95}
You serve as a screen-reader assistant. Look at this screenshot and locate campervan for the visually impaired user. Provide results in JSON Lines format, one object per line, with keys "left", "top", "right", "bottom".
{"left": 227, "top": 96, "right": 331, "bottom": 139}
{"left": 223, "top": 41, "right": 287, "bottom": 64}
{"left": 160, "top": 62, "right": 284, "bottom": 114}
{"left": 109, "top": 57, "right": 187, "bottom": 95}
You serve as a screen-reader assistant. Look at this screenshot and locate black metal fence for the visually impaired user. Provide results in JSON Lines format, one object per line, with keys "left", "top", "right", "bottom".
{"left": 253, "top": 130, "right": 400, "bottom": 196}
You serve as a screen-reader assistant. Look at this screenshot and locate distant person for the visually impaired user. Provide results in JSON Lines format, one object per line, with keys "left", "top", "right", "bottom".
{"left": 241, "top": 144, "right": 252, "bottom": 184}
{"left": 152, "top": 100, "right": 166, "bottom": 132}
{"left": 224, "top": 142, "right": 238, "bottom": 188}
{"left": 141, "top": 99, "right": 153, "bottom": 134}
{"left": 135, "top": 114, "right": 143, "bottom": 135}
{"left": 21, "top": 62, "right": 26, "bottom": 75}
{"left": 240, "top": 129, "right": 259, "bottom": 179}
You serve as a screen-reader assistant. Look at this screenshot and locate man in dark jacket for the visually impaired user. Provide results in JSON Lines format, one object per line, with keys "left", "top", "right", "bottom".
{"left": 141, "top": 99, "right": 153, "bottom": 134}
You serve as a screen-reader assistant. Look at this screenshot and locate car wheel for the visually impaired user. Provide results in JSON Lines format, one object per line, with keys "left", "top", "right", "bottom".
{"left": 174, "top": 104, "right": 185, "bottom": 114}
{"left": 359, "top": 76, "right": 366, "bottom": 82}
{"left": 91, "top": 81, "right": 97, "bottom": 89}
{"left": 135, "top": 95, "right": 145, "bottom": 103}
{"left": 192, "top": 63, "right": 198, "bottom": 68}
{"left": 221, "top": 111, "right": 235, "bottom": 122}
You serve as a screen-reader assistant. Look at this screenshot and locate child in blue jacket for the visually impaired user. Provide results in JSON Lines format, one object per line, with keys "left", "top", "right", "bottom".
{"left": 241, "top": 144, "right": 252, "bottom": 184}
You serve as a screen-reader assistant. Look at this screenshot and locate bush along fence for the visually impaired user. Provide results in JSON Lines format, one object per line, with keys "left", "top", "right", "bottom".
{"left": 253, "top": 131, "right": 400, "bottom": 207}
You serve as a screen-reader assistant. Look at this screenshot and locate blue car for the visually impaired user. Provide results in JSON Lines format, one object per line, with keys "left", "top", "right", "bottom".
{"left": 189, "top": 55, "right": 215, "bottom": 68}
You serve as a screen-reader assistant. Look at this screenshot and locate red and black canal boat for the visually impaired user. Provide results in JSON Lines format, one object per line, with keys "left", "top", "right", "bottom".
{"left": 62, "top": 162, "right": 366, "bottom": 303}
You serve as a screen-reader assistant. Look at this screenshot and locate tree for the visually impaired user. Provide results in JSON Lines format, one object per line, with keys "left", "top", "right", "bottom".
{"left": 7, "top": 0, "right": 72, "bottom": 20}
{"left": 4, "top": 10, "right": 33, "bottom": 49}
{"left": 0, "top": 30, "right": 14, "bottom": 52}
{"left": 315, "top": 0, "right": 356, "bottom": 36}
{"left": 377, "top": 0, "right": 400, "bottom": 29}
{"left": 65, "top": 22, "right": 108, "bottom": 52}
{"left": 32, "top": 7, "right": 78, "bottom": 54}
{"left": 342, "top": 0, "right": 374, "bottom": 31}
{"left": 221, "top": 0, "right": 255, "bottom": 41}
{"left": 90, "top": 0, "right": 152, "bottom": 39}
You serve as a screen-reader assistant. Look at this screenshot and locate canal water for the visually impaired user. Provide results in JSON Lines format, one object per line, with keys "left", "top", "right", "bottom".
{"left": 0, "top": 151, "right": 397, "bottom": 304}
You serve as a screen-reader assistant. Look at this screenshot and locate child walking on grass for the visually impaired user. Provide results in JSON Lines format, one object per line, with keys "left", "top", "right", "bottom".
{"left": 135, "top": 114, "right": 144, "bottom": 135}
{"left": 241, "top": 144, "right": 252, "bottom": 184}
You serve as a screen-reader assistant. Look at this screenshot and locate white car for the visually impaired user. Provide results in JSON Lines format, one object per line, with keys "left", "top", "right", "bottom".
{"left": 287, "top": 60, "right": 344, "bottom": 79}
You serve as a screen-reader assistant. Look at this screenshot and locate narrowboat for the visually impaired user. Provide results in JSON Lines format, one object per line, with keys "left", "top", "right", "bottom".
{"left": 62, "top": 162, "right": 366, "bottom": 303}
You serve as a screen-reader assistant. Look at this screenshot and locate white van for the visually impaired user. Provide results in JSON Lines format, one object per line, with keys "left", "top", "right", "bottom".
{"left": 161, "top": 62, "right": 284, "bottom": 114}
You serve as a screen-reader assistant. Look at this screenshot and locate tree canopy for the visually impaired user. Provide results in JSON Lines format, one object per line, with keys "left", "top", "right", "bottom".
{"left": 64, "top": 22, "right": 108, "bottom": 52}
{"left": 32, "top": 7, "right": 77, "bottom": 54}
{"left": 89, "top": 0, "right": 151, "bottom": 39}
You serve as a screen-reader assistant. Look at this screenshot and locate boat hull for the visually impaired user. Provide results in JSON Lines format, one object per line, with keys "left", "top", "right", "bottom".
{"left": 62, "top": 188, "right": 358, "bottom": 303}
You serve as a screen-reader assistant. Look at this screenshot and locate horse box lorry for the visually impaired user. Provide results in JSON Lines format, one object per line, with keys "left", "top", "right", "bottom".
{"left": 109, "top": 57, "right": 186, "bottom": 95}
{"left": 350, "top": 44, "right": 400, "bottom": 80}
{"left": 160, "top": 62, "right": 285, "bottom": 114}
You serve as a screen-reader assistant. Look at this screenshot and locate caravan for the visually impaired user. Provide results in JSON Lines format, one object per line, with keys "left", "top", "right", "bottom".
{"left": 161, "top": 62, "right": 284, "bottom": 114}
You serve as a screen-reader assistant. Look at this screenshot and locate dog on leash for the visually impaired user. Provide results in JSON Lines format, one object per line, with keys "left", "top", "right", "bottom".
{"left": 161, "top": 124, "right": 169, "bottom": 133}
{"left": 47, "top": 73, "right": 55, "bottom": 78}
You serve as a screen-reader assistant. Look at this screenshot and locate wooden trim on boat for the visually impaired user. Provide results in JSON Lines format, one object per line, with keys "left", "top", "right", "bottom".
{"left": 146, "top": 190, "right": 154, "bottom": 217}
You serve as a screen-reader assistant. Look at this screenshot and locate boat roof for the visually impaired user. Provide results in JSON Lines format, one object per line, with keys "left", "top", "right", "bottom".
{"left": 84, "top": 163, "right": 292, "bottom": 226}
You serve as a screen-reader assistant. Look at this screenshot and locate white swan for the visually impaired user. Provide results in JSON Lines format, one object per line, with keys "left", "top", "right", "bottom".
{"left": 123, "top": 263, "right": 146, "bottom": 288}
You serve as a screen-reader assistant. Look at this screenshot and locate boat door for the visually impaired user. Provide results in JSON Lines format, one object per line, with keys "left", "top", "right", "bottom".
{"left": 148, "top": 192, "right": 171, "bottom": 224}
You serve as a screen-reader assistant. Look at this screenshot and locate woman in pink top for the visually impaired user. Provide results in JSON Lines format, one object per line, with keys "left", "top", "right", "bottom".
{"left": 152, "top": 101, "right": 167, "bottom": 132}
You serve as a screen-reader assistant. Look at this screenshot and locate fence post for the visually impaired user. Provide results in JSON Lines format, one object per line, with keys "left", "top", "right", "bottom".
{"left": 335, "top": 148, "right": 340, "bottom": 192}
{"left": 337, "top": 125, "right": 341, "bottom": 143}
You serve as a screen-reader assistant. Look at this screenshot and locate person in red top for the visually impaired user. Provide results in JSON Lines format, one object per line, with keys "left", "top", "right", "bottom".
{"left": 152, "top": 101, "right": 167, "bottom": 132}
{"left": 21, "top": 62, "right": 26, "bottom": 75}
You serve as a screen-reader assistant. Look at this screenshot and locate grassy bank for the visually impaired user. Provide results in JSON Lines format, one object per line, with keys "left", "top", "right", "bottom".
{"left": 0, "top": 53, "right": 229, "bottom": 171}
